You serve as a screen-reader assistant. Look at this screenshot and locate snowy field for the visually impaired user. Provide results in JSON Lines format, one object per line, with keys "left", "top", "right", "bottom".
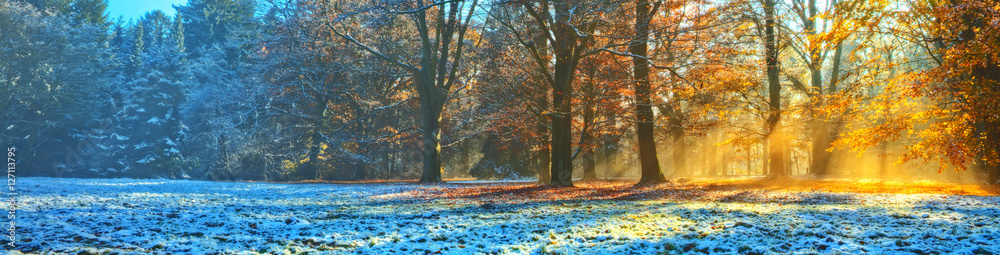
{"left": 10, "top": 177, "right": 1000, "bottom": 254}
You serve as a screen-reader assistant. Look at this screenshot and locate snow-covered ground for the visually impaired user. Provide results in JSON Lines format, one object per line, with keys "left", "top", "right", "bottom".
{"left": 10, "top": 177, "right": 1000, "bottom": 254}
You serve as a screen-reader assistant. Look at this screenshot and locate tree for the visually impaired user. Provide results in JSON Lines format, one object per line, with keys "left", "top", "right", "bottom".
{"left": 140, "top": 10, "right": 171, "bottom": 47}
{"left": 70, "top": 0, "right": 108, "bottom": 26}
{"left": 0, "top": 1, "right": 113, "bottom": 176}
{"left": 575, "top": 53, "right": 631, "bottom": 180}
{"left": 632, "top": 0, "right": 666, "bottom": 183}
{"left": 21, "top": 0, "right": 72, "bottom": 15}
{"left": 763, "top": 0, "right": 785, "bottom": 177}
{"left": 489, "top": 0, "right": 623, "bottom": 186}
{"left": 326, "top": 0, "right": 481, "bottom": 182}
{"left": 175, "top": 0, "right": 255, "bottom": 61}
{"left": 774, "top": 0, "right": 889, "bottom": 177}
{"left": 471, "top": 26, "right": 554, "bottom": 181}
{"left": 838, "top": 0, "right": 1000, "bottom": 184}
{"left": 115, "top": 69, "right": 186, "bottom": 178}
{"left": 105, "top": 14, "right": 189, "bottom": 178}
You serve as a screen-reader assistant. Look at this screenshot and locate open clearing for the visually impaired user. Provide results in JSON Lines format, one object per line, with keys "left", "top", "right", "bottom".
{"left": 12, "top": 177, "right": 1000, "bottom": 254}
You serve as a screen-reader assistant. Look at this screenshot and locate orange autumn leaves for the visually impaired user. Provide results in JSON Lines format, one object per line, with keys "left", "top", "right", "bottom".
{"left": 835, "top": 0, "right": 1000, "bottom": 179}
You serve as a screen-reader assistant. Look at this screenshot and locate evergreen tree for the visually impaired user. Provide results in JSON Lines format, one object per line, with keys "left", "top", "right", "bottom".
{"left": 175, "top": 0, "right": 254, "bottom": 60}
{"left": 111, "top": 29, "right": 187, "bottom": 178}
{"left": 117, "top": 69, "right": 185, "bottom": 178}
{"left": 21, "top": 0, "right": 72, "bottom": 15}
{"left": 173, "top": 12, "right": 185, "bottom": 53}
{"left": 141, "top": 10, "right": 170, "bottom": 46}
{"left": 100, "top": 9, "right": 191, "bottom": 178}
{"left": 69, "top": 0, "right": 107, "bottom": 26}
{"left": 129, "top": 22, "right": 143, "bottom": 75}
{"left": 0, "top": 1, "right": 113, "bottom": 176}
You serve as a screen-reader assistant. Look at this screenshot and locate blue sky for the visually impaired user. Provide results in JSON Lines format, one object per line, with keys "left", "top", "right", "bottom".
{"left": 105, "top": 0, "right": 189, "bottom": 21}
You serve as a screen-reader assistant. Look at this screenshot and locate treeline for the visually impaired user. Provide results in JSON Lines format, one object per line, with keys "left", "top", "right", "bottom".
{"left": 1, "top": 0, "right": 997, "bottom": 184}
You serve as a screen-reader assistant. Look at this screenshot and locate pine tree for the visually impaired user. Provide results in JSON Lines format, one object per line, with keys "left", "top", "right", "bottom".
{"left": 129, "top": 22, "right": 144, "bottom": 75}
{"left": 175, "top": 0, "right": 254, "bottom": 59}
{"left": 104, "top": 10, "right": 189, "bottom": 178}
{"left": 69, "top": 0, "right": 108, "bottom": 26}
{"left": 173, "top": 12, "right": 185, "bottom": 53}
{"left": 22, "top": 0, "right": 72, "bottom": 15}
{"left": 141, "top": 10, "right": 170, "bottom": 46}
{"left": 1, "top": 1, "right": 114, "bottom": 176}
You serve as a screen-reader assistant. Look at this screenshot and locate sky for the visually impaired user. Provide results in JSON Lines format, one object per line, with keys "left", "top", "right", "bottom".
{"left": 105, "top": 0, "right": 189, "bottom": 21}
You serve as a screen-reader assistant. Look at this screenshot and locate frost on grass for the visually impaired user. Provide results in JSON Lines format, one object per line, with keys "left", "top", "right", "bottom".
{"left": 12, "top": 177, "right": 1000, "bottom": 254}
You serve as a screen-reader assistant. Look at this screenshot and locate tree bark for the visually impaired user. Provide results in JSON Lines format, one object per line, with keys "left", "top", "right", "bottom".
{"left": 216, "top": 133, "right": 229, "bottom": 178}
{"left": 975, "top": 110, "right": 1000, "bottom": 185}
{"left": 548, "top": 0, "right": 576, "bottom": 187}
{"left": 981, "top": 92, "right": 1000, "bottom": 186}
{"left": 667, "top": 105, "right": 685, "bottom": 177}
{"left": 764, "top": 0, "right": 786, "bottom": 178}
{"left": 804, "top": 0, "right": 832, "bottom": 177}
{"left": 632, "top": 0, "right": 665, "bottom": 183}
{"left": 301, "top": 93, "right": 328, "bottom": 180}
{"left": 537, "top": 120, "right": 551, "bottom": 183}
{"left": 582, "top": 148, "right": 597, "bottom": 179}
{"left": 301, "top": 130, "right": 321, "bottom": 180}
{"left": 986, "top": 125, "right": 1000, "bottom": 184}
{"left": 581, "top": 64, "right": 597, "bottom": 180}
{"left": 417, "top": 75, "right": 445, "bottom": 182}
{"left": 534, "top": 19, "right": 552, "bottom": 184}
{"left": 417, "top": 108, "right": 444, "bottom": 182}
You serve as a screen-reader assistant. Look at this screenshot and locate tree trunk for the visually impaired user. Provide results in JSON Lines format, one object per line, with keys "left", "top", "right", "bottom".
{"left": 879, "top": 47, "right": 893, "bottom": 178}
{"left": 810, "top": 127, "right": 830, "bottom": 175}
{"left": 534, "top": 26, "right": 552, "bottom": 184}
{"left": 417, "top": 75, "right": 444, "bottom": 182}
{"left": 764, "top": 0, "right": 786, "bottom": 178}
{"left": 538, "top": 124, "right": 551, "bottom": 183}
{"left": 301, "top": 92, "right": 328, "bottom": 180}
{"left": 802, "top": 0, "right": 832, "bottom": 177}
{"left": 419, "top": 111, "right": 443, "bottom": 182}
{"left": 581, "top": 106, "right": 595, "bottom": 179}
{"left": 582, "top": 66, "right": 597, "bottom": 180}
{"left": 671, "top": 125, "right": 685, "bottom": 177}
{"left": 548, "top": 0, "right": 576, "bottom": 187}
{"left": 666, "top": 104, "right": 685, "bottom": 177}
{"left": 763, "top": 138, "right": 770, "bottom": 175}
{"left": 977, "top": 118, "right": 1000, "bottom": 185}
{"left": 632, "top": 0, "right": 665, "bottom": 183}
{"left": 216, "top": 133, "right": 229, "bottom": 176}
{"left": 550, "top": 86, "right": 573, "bottom": 186}
{"left": 982, "top": 91, "right": 1000, "bottom": 186}
{"left": 973, "top": 57, "right": 999, "bottom": 185}
{"left": 987, "top": 134, "right": 1000, "bottom": 184}
{"left": 708, "top": 130, "right": 719, "bottom": 176}
{"left": 354, "top": 164, "right": 367, "bottom": 180}
{"left": 985, "top": 164, "right": 999, "bottom": 185}
{"left": 302, "top": 130, "right": 321, "bottom": 180}
{"left": 583, "top": 150, "right": 596, "bottom": 179}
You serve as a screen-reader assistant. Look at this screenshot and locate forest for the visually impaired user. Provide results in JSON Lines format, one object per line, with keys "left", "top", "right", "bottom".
{"left": 4, "top": 0, "right": 1000, "bottom": 253}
